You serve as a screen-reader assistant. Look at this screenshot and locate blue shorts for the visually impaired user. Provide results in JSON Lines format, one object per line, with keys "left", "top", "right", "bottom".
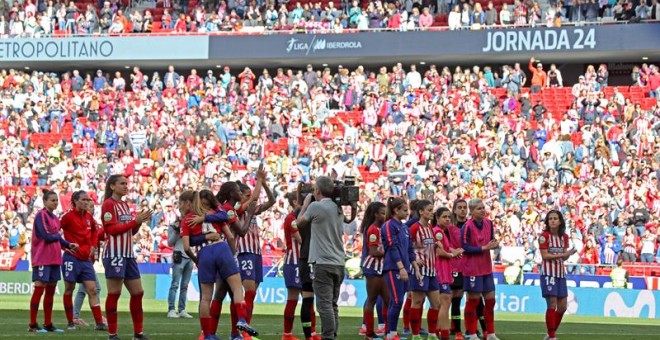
{"left": 541, "top": 275, "right": 568, "bottom": 298}
{"left": 439, "top": 283, "right": 452, "bottom": 295}
{"left": 463, "top": 273, "right": 496, "bottom": 293}
{"left": 102, "top": 257, "right": 141, "bottom": 280}
{"left": 283, "top": 263, "right": 302, "bottom": 289}
{"left": 385, "top": 270, "right": 410, "bottom": 305}
{"left": 198, "top": 242, "right": 239, "bottom": 284}
{"left": 364, "top": 268, "right": 383, "bottom": 280}
{"left": 411, "top": 274, "right": 440, "bottom": 292}
{"left": 237, "top": 253, "right": 263, "bottom": 284}
{"left": 62, "top": 253, "right": 97, "bottom": 283}
{"left": 33, "top": 264, "right": 61, "bottom": 282}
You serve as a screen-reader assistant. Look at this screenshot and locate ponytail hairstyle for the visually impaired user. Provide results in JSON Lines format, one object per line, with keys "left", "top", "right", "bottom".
{"left": 408, "top": 199, "right": 420, "bottom": 220}
{"left": 451, "top": 199, "right": 467, "bottom": 226}
{"left": 386, "top": 197, "right": 407, "bottom": 220}
{"left": 199, "top": 189, "right": 219, "bottom": 211}
{"left": 432, "top": 207, "right": 451, "bottom": 227}
{"left": 217, "top": 181, "right": 240, "bottom": 204}
{"left": 179, "top": 190, "right": 204, "bottom": 216}
{"left": 104, "top": 174, "right": 125, "bottom": 201}
{"left": 544, "top": 209, "right": 567, "bottom": 237}
{"left": 71, "top": 190, "right": 87, "bottom": 209}
{"left": 359, "top": 201, "right": 386, "bottom": 233}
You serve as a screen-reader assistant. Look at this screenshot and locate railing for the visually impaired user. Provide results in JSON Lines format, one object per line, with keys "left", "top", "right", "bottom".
{"left": 493, "top": 262, "right": 660, "bottom": 277}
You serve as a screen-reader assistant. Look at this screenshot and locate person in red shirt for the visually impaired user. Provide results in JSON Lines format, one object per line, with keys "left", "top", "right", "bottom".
{"left": 529, "top": 57, "right": 547, "bottom": 94}
{"left": 578, "top": 239, "right": 599, "bottom": 275}
{"left": 60, "top": 190, "right": 107, "bottom": 331}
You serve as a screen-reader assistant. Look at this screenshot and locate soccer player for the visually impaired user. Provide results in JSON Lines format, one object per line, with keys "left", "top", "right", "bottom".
{"left": 401, "top": 200, "right": 419, "bottom": 337}
{"left": 101, "top": 175, "right": 153, "bottom": 340}
{"left": 179, "top": 190, "right": 258, "bottom": 340}
{"left": 360, "top": 202, "right": 389, "bottom": 340}
{"left": 60, "top": 190, "right": 107, "bottom": 331}
{"left": 433, "top": 207, "right": 464, "bottom": 340}
{"left": 539, "top": 210, "right": 576, "bottom": 340}
{"left": 282, "top": 191, "right": 303, "bottom": 340}
{"left": 382, "top": 197, "right": 416, "bottom": 340}
{"left": 461, "top": 199, "right": 500, "bottom": 340}
{"left": 29, "top": 190, "right": 79, "bottom": 333}
{"left": 409, "top": 200, "right": 440, "bottom": 340}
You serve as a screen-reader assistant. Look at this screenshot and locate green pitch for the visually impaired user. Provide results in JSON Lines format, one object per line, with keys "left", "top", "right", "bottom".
{"left": 0, "top": 295, "right": 658, "bottom": 339}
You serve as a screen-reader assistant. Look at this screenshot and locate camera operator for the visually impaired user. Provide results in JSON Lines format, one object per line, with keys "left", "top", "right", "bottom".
{"left": 296, "top": 176, "right": 357, "bottom": 340}
{"left": 166, "top": 221, "right": 194, "bottom": 319}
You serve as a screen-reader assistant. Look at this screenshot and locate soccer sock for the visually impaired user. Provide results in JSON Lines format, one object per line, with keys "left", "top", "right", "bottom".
{"left": 91, "top": 304, "right": 103, "bottom": 324}
{"left": 364, "top": 311, "right": 375, "bottom": 335}
{"left": 484, "top": 298, "right": 496, "bottom": 334}
{"left": 410, "top": 307, "right": 421, "bottom": 335}
{"left": 106, "top": 293, "right": 120, "bottom": 335}
{"left": 200, "top": 316, "right": 211, "bottom": 336}
{"left": 284, "top": 299, "right": 297, "bottom": 334}
{"left": 209, "top": 300, "right": 222, "bottom": 335}
{"left": 310, "top": 302, "right": 317, "bottom": 334}
{"left": 63, "top": 293, "right": 74, "bottom": 323}
{"left": 441, "top": 329, "right": 451, "bottom": 340}
{"left": 428, "top": 308, "right": 439, "bottom": 334}
{"left": 382, "top": 303, "right": 388, "bottom": 331}
{"left": 129, "top": 292, "right": 144, "bottom": 334}
{"left": 230, "top": 302, "right": 238, "bottom": 335}
{"left": 234, "top": 302, "right": 247, "bottom": 323}
{"left": 44, "top": 285, "right": 56, "bottom": 326}
{"left": 477, "top": 298, "right": 487, "bottom": 333}
{"left": 244, "top": 290, "right": 256, "bottom": 323}
{"left": 546, "top": 308, "right": 557, "bottom": 337}
{"left": 451, "top": 296, "right": 462, "bottom": 333}
{"left": 464, "top": 298, "right": 480, "bottom": 335}
{"left": 29, "top": 286, "right": 45, "bottom": 325}
{"left": 403, "top": 296, "right": 412, "bottom": 330}
{"left": 554, "top": 310, "right": 565, "bottom": 332}
{"left": 301, "top": 297, "right": 313, "bottom": 338}
{"left": 376, "top": 297, "right": 384, "bottom": 325}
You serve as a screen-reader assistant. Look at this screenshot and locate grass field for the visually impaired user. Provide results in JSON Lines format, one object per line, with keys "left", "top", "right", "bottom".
{"left": 1, "top": 295, "right": 659, "bottom": 340}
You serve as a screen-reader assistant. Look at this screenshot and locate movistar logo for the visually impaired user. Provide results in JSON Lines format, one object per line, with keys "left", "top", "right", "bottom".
{"left": 604, "top": 290, "right": 656, "bottom": 318}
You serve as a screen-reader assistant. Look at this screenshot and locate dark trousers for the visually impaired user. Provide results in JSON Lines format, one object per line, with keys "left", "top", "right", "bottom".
{"left": 313, "top": 264, "right": 344, "bottom": 340}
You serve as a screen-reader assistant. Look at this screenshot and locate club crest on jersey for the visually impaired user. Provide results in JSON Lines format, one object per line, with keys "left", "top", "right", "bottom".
{"left": 103, "top": 212, "right": 112, "bottom": 222}
{"left": 369, "top": 234, "right": 377, "bottom": 242}
{"left": 539, "top": 236, "right": 547, "bottom": 244}
{"left": 86, "top": 219, "right": 91, "bottom": 226}
{"left": 435, "top": 233, "right": 443, "bottom": 241}
{"left": 227, "top": 210, "right": 236, "bottom": 220}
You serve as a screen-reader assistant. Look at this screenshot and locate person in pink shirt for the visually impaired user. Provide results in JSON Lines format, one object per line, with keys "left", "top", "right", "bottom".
{"left": 433, "top": 207, "right": 464, "bottom": 340}
{"left": 418, "top": 7, "right": 434, "bottom": 29}
{"left": 29, "top": 190, "right": 79, "bottom": 333}
{"left": 460, "top": 199, "right": 500, "bottom": 340}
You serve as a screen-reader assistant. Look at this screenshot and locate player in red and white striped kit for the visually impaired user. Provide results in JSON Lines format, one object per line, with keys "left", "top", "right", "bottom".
{"left": 539, "top": 210, "right": 576, "bottom": 340}
{"left": 101, "top": 175, "right": 153, "bottom": 340}
{"left": 281, "top": 191, "right": 303, "bottom": 340}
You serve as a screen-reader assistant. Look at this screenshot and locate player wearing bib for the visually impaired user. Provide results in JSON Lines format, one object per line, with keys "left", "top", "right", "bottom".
{"left": 282, "top": 192, "right": 303, "bottom": 340}
{"left": 29, "top": 190, "right": 79, "bottom": 334}
{"left": 432, "top": 207, "right": 464, "bottom": 340}
{"left": 60, "top": 190, "right": 106, "bottom": 331}
{"left": 179, "top": 190, "right": 258, "bottom": 340}
{"left": 360, "top": 202, "right": 389, "bottom": 340}
{"left": 539, "top": 210, "right": 576, "bottom": 340}
{"left": 382, "top": 197, "right": 417, "bottom": 340}
{"left": 101, "top": 175, "right": 153, "bottom": 340}
{"left": 409, "top": 200, "right": 440, "bottom": 340}
{"left": 461, "top": 199, "right": 500, "bottom": 340}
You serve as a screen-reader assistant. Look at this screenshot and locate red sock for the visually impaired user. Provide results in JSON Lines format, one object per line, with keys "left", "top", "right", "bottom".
{"left": 43, "top": 285, "right": 56, "bottom": 325}
{"left": 234, "top": 302, "right": 247, "bottom": 322}
{"left": 440, "top": 329, "right": 451, "bottom": 339}
{"left": 464, "top": 298, "right": 480, "bottom": 335}
{"left": 230, "top": 302, "right": 238, "bottom": 335}
{"left": 29, "top": 286, "right": 45, "bottom": 325}
{"left": 403, "top": 296, "right": 412, "bottom": 329}
{"left": 310, "top": 303, "right": 316, "bottom": 333}
{"left": 410, "top": 307, "right": 422, "bottom": 335}
{"left": 382, "top": 304, "right": 388, "bottom": 331}
{"left": 555, "top": 311, "right": 565, "bottom": 331}
{"left": 106, "top": 293, "right": 120, "bottom": 335}
{"left": 546, "top": 308, "right": 556, "bottom": 337}
{"left": 129, "top": 292, "right": 144, "bottom": 334}
{"left": 284, "top": 299, "right": 297, "bottom": 333}
{"left": 244, "top": 290, "right": 256, "bottom": 323}
{"left": 428, "top": 308, "right": 439, "bottom": 334}
{"left": 364, "top": 311, "right": 375, "bottom": 335}
{"left": 209, "top": 300, "right": 222, "bottom": 335}
{"left": 63, "top": 294, "right": 74, "bottom": 323}
{"left": 200, "top": 316, "right": 211, "bottom": 336}
{"left": 91, "top": 304, "right": 104, "bottom": 324}
{"left": 484, "top": 298, "right": 495, "bottom": 334}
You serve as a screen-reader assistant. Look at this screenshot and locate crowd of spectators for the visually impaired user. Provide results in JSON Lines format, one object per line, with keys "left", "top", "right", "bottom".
{"left": 0, "top": 57, "right": 659, "bottom": 276}
{"left": 0, "top": 0, "right": 659, "bottom": 37}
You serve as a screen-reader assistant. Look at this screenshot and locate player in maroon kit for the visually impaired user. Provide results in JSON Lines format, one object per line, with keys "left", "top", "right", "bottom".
{"left": 539, "top": 210, "right": 576, "bottom": 340}
{"left": 60, "top": 190, "right": 107, "bottom": 331}
{"left": 101, "top": 175, "right": 153, "bottom": 340}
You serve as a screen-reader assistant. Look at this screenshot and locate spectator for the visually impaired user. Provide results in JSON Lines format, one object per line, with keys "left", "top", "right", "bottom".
{"left": 485, "top": 1, "right": 498, "bottom": 26}
{"left": 528, "top": 57, "right": 547, "bottom": 93}
{"left": 448, "top": 5, "right": 461, "bottom": 29}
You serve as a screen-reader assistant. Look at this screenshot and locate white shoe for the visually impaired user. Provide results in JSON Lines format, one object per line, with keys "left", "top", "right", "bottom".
{"left": 544, "top": 335, "right": 550, "bottom": 340}
{"left": 466, "top": 335, "right": 480, "bottom": 340}
{"left": 167, "top": 310, "right": 178, "bottom": 318}
{"left": 487, "top": 334, "right": 501, "bottom": 340}
{"left": 178, "top": 310, "right": 193, "bottom": 318}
